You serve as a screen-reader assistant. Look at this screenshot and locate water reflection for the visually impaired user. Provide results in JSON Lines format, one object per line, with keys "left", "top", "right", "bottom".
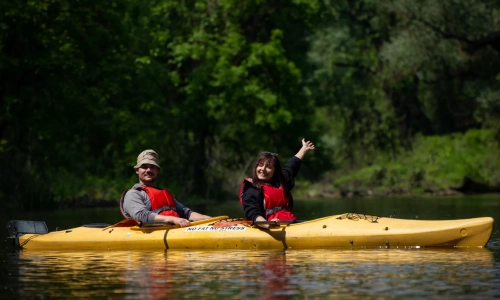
{"left": 6, "top": 248, "right": 497, "bottom": 299}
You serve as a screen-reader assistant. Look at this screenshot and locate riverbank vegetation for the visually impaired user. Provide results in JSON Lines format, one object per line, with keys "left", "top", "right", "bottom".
{"left": 1, "top": 0, "right": 499, "bottom": 210}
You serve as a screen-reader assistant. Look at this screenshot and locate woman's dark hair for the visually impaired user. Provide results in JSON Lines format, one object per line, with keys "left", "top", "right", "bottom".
{"left": 251, "top": 153, "right": 284, "bottom": 191}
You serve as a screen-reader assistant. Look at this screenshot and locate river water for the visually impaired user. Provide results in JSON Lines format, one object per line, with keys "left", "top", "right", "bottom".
{"left": 1, "top": 195, "right": 499, "bottom": 299}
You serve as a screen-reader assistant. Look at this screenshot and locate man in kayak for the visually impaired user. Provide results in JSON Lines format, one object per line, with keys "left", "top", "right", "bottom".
{"left": 239, "top": 139, "right": 315, "bottom": 228}
{"left": 120, "top": 149, "right": 211, "bottom": 227}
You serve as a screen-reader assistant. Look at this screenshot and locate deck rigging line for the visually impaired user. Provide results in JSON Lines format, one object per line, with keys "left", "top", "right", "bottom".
{"left": 336, "top": 213, "right": 381, "bottom": 223}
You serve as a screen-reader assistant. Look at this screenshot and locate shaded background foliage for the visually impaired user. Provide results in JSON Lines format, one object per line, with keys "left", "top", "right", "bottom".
{"left": 1, "top": 0, "right": 499, "bottom": 210}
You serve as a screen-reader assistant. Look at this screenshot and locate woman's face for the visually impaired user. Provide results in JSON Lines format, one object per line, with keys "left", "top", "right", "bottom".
{"left": 256, "top": 161, "right": 275, "bottom": 182}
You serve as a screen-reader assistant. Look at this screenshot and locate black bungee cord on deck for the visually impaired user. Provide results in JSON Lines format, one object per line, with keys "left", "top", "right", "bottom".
{"left": 336, "top": 213, "right": 381, "bottom": 223}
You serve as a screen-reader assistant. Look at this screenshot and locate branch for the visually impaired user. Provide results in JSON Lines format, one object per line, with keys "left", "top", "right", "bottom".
{"left": 402, "top": 3, "right": 500, "bottom": 53}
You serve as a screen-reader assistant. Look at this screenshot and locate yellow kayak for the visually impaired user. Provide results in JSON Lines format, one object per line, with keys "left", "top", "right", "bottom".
{"left": 7, "top": 213, "right": 494, "bottom": 250}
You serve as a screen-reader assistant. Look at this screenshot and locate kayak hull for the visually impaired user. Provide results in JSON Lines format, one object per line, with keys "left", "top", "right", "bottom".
{"left": 13, "top": 214, "right": 495, "bottom": 250}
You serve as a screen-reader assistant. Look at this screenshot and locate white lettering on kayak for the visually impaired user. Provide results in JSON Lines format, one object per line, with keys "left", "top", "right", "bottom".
{"left": 185, "top": 226, "right": 246, "bottom": 232}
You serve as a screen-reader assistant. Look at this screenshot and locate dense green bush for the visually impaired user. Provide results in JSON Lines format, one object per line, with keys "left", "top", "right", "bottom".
{"left": 330, "top": 129, "right": 500, "bottom": 195}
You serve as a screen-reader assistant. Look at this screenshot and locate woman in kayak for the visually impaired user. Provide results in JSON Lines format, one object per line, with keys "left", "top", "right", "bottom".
{"left": 239, "top": 139, "right": 315, "bottom": 228}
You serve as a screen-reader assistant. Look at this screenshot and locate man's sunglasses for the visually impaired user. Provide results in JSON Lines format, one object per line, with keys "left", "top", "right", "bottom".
{"left": 262, "top": 151, "right": 278, "bottom": 157}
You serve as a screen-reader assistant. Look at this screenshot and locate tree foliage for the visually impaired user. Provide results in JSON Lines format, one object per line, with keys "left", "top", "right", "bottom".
{"left": 1, "top": 0, "right": 499, "bottom": 209}
{"left": 308, "top": 0, "right": 500, "bottom": 165}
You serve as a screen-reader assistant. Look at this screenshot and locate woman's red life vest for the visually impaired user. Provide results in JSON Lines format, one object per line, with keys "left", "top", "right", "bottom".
{"left": 119, "top": 186, "right": 179, "bottom": 219}
{"left": 239, "top": 178, "right": 297, "bottom": 221}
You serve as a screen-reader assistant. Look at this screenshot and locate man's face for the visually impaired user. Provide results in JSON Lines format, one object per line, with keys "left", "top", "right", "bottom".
{"left": 136, "top": 164, "right": 159, "bottom": 186}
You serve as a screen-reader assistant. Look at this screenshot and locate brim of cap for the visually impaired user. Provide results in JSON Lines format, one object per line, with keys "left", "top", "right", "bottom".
{"left": 134, "top": 159, "right": 161, "bottom": 169}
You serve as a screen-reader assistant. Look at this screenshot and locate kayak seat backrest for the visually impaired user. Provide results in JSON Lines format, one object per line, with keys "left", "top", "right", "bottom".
{"left": 6, "top": 220, "right": 48, "bottom": 238}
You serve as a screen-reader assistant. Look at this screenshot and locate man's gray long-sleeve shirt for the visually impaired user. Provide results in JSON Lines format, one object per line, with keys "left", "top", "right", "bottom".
{"left": 122, "top": 183, "right": 193, "bottom": 223}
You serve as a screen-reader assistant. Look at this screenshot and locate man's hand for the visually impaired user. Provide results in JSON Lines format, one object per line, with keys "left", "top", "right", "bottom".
{"left": 171, "top": 217, "right": 190, "bottom": 227}
{"left": 155, "top": 215, "right": 191, "bottom": 227}
{"left": 189, "top": 212, "right": 212, "bottom": 221}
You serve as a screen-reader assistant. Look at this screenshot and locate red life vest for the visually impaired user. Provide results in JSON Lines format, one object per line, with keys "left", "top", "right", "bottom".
{"left": 119, "top": 186, "right": 179, "bottom": 219}
{"left": 239, "top": 178, "right": 297, "bottom": 221}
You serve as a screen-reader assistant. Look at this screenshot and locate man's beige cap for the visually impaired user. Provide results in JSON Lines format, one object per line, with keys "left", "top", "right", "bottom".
{"left": 134, "top": 149, "right": 161, "bottom": 169}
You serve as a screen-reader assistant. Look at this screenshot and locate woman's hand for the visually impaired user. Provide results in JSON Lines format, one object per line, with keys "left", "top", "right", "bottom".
{"left": 269, "top": 218, "right": 281, "bottom": 227}
{"left": 301, "top": 139, "right": 315, "bottom": 151}
{"left": 295, "top": 138, "right": 315, "bottom": 160}
{"left": 255, "top": 217, "right": 282, "bottom": 229}
{"left": 255, "top": 216, "right": 270, "bottom": 229}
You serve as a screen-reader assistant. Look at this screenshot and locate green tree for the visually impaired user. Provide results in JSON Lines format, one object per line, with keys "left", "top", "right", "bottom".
{"left": 0, "top": 0, "right": 137, "bottom": 208}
